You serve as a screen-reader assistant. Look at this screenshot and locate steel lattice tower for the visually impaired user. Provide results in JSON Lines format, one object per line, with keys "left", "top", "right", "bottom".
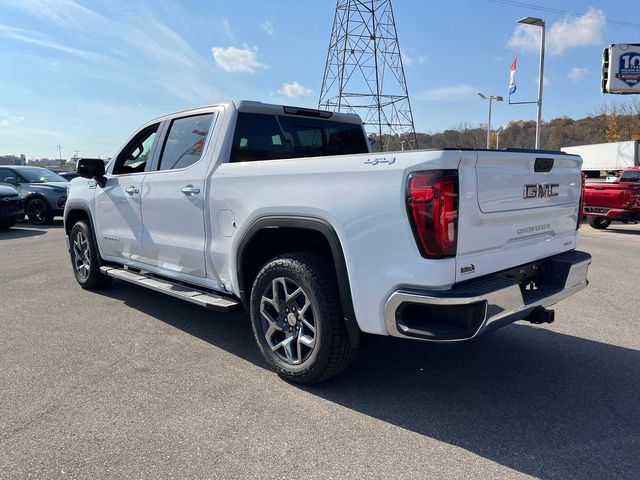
{"left": 319, "top": 0, "right": 418, "bottom": 151}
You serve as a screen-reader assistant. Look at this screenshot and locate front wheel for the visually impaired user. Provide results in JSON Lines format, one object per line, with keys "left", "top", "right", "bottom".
{"left": 588, "top": 216, "right": 611, "bottom": 230}
{"left": 69, "top": 221, "right": 113, "bottom": 290}
{"left": 26, "top": 197, "right": 53, "bottom": 225}
{"left": 249, "top": 253, "right": 357, "bottom": 384}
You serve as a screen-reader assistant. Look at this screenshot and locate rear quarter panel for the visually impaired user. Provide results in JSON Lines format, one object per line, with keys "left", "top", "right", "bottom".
{"left": 209, "top": 150, "right": 462, "bottom": 335}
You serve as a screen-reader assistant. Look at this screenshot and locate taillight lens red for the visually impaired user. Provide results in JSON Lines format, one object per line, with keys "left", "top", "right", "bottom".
{"left": 407, "top": 170, "right": 458, "bottom": 258}
{"left": 577, "top": 172, "right": 585, "bottom": 230}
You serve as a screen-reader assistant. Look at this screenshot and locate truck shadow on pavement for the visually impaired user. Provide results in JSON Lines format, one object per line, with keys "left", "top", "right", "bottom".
{"left": 0, "top": 227, "right": 47, "bottom": 240}
{"left": 103, "top": 282, "right": 639, "bottom": 480}
{"left": 605, "top": 227, "right": 640, "bottom": 236}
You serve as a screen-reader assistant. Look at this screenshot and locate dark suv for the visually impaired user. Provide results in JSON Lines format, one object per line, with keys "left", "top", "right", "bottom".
{"left": 0, "top": 184, "right": 23, "bottom": 229}
{"left": 0, "top": 166, "right": 68, "bottom": 224}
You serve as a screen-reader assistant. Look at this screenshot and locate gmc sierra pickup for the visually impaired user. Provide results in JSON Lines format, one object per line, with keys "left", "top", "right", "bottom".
{"left": 64, "top": 101, "right": 591, "bottom": 383}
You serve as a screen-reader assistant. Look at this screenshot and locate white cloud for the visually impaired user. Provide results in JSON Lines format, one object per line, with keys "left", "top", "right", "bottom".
{"left": 261, "top": 20, "right": 274, "bottom": 35}
{"left": 401, "top": 47, "right": 426, "bottom": 66}
{"left": 0, "top": 24, "right": 98, "bottom": 58}
{"left": 0, "top": 109, "right": 25, "bottom": 127}
{"left": 508, "top": 8, "right": 605, "bottom": 55}
{"left": 0, "top": 0, "right": 218, "bottom": 102}
{"left": 568, "top": 67, "right": 589, "bottom": 82}
{"left": 211, "top": 46, "right": 264, "bottom": 73}
{"left": 418, "top": 84, "right": 479, "bottom": 101}
{"left": 278, "top": 82, "right": 313, "bottom": 97}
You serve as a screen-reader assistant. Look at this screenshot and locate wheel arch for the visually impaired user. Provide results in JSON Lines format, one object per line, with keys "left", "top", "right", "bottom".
{"left": 236, "top": 216, "right": 360, "bottom": 345}
{"left": 64, "top": 206, "right": 104, "bottom": 263}
{"left": 23, "top": 192, "right": 51, "bottom": 209}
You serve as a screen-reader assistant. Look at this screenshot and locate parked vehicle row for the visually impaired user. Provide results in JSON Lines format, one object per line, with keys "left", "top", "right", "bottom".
{"left": 0, "top": 166, "right": 68, "bottom": 225}
{"left": 64, "top": 100, "right": 591, "bottom": 384}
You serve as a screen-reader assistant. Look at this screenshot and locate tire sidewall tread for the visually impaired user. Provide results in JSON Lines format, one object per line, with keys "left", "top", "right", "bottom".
{"left": 249, "top": 252, "right": 356, "bottom": 385}
{"left": 69, "top": 220, "right": 112, "bottom": 290}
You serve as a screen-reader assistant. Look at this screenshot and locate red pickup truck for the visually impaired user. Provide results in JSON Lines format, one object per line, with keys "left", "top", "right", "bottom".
{"left": 583, "top": 167, "right": 640, "bottom": 229}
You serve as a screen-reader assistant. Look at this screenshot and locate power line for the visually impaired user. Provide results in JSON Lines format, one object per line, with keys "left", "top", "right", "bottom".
{"left": 483, "top": 0, "right": 640, "bottom": 29}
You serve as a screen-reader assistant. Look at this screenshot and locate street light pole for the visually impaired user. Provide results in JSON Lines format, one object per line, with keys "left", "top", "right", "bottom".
{"left": 515, "top": 16, "right": 546, "bottom": 149}
{"left": 535, "top": 20, "right": 545, "bottom": 150}
{"left": 478, "top": 93, "right": 503, "bottom": 149}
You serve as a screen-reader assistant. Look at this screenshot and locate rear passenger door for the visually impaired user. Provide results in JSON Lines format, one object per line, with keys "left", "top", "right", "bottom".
{"left": 138, "top": 111, "right": 217, "bottom": 279}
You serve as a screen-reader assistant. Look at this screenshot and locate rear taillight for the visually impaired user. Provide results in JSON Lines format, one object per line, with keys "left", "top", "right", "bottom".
{"left": 577, "top": 172, "right": 585, "bottom": 230}
{"left": 407, "top": 170, "right": 458, "bottom": 258}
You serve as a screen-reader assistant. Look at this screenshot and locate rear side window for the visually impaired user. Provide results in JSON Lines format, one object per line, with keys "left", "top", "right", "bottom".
{"left": 620, "top": 170, "right": 639, "bottom": 182}
{"left": 229, "top": 112, "right": 367, "bottom": 162}
{"left": 158, "top": 114, "right": 214, "bottom": 171}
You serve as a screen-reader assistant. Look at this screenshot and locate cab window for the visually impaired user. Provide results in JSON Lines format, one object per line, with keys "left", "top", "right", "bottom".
{"left": 157, "top": 114, "right": 214, "bottom": 171}
{"left": 112, "top": 124, "right": 159, "bottom": 175}
{"left": 229, "top": 112, "right": 368, "bottom": 163}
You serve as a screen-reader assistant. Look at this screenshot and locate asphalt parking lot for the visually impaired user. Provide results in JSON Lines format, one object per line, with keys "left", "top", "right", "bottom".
{"left": 0, "top": 221, "right": 638, "bottom": 479}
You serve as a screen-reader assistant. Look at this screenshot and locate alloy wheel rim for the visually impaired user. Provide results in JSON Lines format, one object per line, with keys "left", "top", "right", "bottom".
{"left": 260, "top": 277, "right": 317, "bottom": 365}
{"left": 28, "top": 200, "right": 45, "bottom": 222}
{"left": 73, "top": 231, "right": 91, "bottom": 280}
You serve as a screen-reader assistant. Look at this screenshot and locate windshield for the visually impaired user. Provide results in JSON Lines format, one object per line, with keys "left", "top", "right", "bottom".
{"left": 18, "top": 168, "right": 66, "bottom": 183}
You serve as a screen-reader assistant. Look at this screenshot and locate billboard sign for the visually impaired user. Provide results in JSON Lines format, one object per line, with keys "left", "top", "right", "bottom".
{"left": 602, "top": 44, "right": 640, "bottom": 94}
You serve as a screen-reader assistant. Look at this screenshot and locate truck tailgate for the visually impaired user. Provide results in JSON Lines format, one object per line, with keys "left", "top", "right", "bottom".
{"left": 584, "top": 184, "right": 629, "bottom": 208}
{"left": 455, "top": 151, "right": 582, "bottom": 282}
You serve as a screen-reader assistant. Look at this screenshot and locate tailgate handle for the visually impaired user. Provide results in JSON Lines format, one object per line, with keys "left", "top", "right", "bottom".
{"left": 534, "top": 157, "right": 554, "bottom": 173}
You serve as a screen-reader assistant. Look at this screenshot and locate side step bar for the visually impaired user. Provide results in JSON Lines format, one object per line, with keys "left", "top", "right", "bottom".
{"left": 100, "top": 266, "right": 239, "bottom": 312}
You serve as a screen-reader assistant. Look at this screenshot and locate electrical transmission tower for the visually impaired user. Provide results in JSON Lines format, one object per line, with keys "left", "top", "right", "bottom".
{"left": 319, "top": 0, "right": 418, "bottom": 151}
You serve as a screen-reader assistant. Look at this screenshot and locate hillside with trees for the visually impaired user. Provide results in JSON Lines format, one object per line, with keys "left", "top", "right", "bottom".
{"left": 387, "top": 99, "right": 640, "bottom": 151}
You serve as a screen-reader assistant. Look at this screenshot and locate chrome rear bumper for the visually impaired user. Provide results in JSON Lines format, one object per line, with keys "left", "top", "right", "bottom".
{"left": 384, "top": 251, "right": 591, "bottom": 342}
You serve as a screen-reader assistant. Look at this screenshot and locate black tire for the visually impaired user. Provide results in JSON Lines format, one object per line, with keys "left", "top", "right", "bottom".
{"left": 69, "top": 220, "right": 113, "bottom": 290}
{"left": 25, "top": 197, "right": 53, "bottom": 225}
{"left": 249, "top": 253, "right": 357, "bottom": 384}
{"left": 588, "top": 216, "right": 611, "bottom": 230}
{"left": 0, "top": 221, "right": 16, "bottom": 230}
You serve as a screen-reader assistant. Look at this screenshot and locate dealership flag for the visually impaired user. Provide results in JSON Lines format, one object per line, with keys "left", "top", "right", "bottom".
{"left": 508, "top": 56, "right": 518, "bottom": 95}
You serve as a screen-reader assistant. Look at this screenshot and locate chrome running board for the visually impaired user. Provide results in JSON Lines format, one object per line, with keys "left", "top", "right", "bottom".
{"left": 100, "top": 266, "right": 239, "bottom": 311}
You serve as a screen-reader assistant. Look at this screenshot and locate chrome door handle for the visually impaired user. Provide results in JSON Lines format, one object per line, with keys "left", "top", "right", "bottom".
{"left": 181, "top": 185, "right": 200, "bottom": 195}
{"left": 125, "top": 185, "right": 139, "bottom": 195}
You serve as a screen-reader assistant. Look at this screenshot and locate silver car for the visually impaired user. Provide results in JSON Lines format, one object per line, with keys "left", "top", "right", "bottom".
{"left": 0, "top": 166, "right": 68, "bottom": 225}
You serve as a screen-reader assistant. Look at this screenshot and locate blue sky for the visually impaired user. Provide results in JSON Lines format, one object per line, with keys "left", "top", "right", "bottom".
{"left": 0, "top": 0, "right": 639, "bottom": 158}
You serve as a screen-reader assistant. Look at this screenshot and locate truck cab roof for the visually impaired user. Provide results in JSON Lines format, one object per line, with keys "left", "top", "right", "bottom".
{"left": 150, "top": 100, "right": 363, "bottom": 125}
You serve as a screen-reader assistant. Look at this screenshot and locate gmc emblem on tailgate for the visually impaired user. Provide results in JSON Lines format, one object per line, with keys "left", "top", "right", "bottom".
{"left": 523, "top": 183, "right": 559, "bottom": 199}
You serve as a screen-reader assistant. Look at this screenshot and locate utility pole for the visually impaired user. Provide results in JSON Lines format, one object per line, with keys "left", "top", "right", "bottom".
{"left": 57, "top": 144, "right": 63, "bottom": 166}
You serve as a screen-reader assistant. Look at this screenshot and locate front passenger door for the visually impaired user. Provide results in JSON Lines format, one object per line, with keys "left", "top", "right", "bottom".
{"left": 95, "top": 123, "right": 159, "bottom": 262}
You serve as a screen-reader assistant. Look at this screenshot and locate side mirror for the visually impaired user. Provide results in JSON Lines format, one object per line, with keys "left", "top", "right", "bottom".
{"left": 3, "top": 176, "right": 18, "bottom": 186}
{"left": 76, "top": 158, "right": 106, "bottom": 187}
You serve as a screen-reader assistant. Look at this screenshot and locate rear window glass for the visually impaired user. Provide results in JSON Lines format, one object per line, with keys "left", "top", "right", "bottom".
{"left": 620, "top": 170, "right": 639, "bottom": 182}
{"left": 229, "top": 112, "right": 368, "bottom": 162}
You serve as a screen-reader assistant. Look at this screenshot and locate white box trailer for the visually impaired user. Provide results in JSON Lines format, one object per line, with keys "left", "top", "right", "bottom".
{"left": 561, "top": 141, "right": 639, "bottom": 177}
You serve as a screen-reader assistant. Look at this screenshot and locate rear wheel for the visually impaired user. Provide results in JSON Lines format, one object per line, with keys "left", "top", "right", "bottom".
{"left": 588, "top": 216, "right": 611, "bottom": 230}
{"left": 69, "top": 220, "right": 113, "bottom": 290}
{"left": 0, "top": 221, "right": 15, "bottom": 230}
{"left": 26, "top": 197, "right": 53, "bottom": 225}
{"left": 249, "top": 253, "right": 357, "bottom": 384}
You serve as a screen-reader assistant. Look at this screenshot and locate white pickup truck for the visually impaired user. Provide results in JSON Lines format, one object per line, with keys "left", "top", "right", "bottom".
{"left": 65, "top": 100, "right": 591, "bottom": 383}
